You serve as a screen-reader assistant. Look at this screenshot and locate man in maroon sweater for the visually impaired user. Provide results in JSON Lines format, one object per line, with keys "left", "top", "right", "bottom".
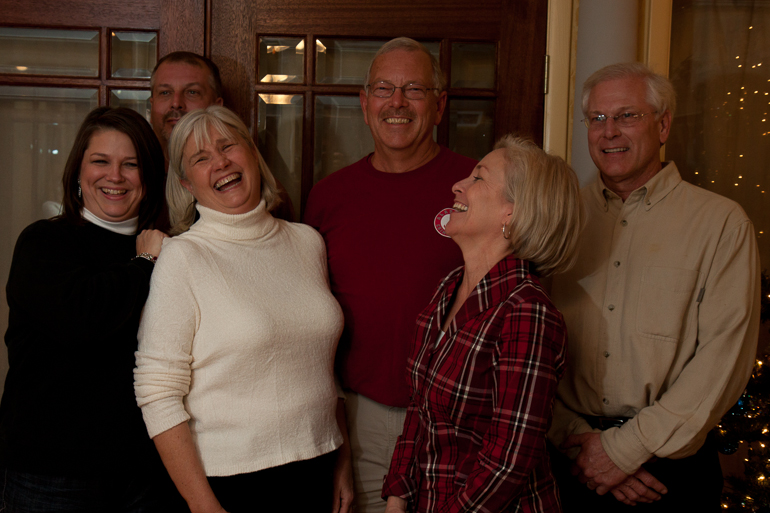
{"left": 304, "top": 37, "right": 477, "bottom": 513}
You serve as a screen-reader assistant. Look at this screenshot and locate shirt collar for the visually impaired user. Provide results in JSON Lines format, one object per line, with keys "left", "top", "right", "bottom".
{"left": 589, "top": 161, "right": 683, "bottom": 212}
{"left": 440, "top": 254, "right": 536, "bottom": 333}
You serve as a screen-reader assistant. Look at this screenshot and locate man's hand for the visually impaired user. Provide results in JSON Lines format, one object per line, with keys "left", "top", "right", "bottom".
{"left": 563, "top": 432, "right": 667, "bottom": 505}
{"left": 609, "top": 468, "right": 668, "bottom": 506}
{"left": 563, "top": 432, "right": 629, "bottom": 494}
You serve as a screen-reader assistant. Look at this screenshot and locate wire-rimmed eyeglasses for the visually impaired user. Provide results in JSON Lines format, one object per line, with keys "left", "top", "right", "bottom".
{"left": 582, "top": 111, "right": 658, "bottom": 129}
{"left": 366, "top": 81, "right": 438, "bottom": 100}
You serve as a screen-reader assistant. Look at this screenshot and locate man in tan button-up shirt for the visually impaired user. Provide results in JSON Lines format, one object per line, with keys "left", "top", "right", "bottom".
{"left": 548, "top": 63, "right": 760, "bottom": 512}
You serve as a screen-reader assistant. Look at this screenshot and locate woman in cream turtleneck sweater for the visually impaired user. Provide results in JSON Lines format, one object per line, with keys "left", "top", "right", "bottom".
{"left": 134, "top": 106, "right": 352, "bottom": 513}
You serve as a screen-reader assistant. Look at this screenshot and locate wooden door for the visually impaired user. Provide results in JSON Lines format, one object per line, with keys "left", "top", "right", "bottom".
{"left": 206, "top": 0, "right": 548, "bottom": 217}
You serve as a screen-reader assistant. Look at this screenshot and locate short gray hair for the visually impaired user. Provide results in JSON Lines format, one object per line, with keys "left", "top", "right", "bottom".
{"left": 582, "top": 62, "right": 676, "bottom": 119}
{"left": 496, "top": 135, "right": 584, "bottom": 277}
{"left": 166, "top": 105, "right": 280, "bottom": 234}
{"left": 364, "top": 37, "right": 446, "bottom": 92}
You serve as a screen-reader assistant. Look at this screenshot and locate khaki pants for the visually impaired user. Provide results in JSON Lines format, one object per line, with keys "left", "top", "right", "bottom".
{"left": 344, "top": 392, "right": 407, "bottom": 513}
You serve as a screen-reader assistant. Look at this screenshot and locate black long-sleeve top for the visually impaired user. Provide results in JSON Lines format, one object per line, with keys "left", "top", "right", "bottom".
{"left": 0, "top": 217, "right": 159, "bottom": 476}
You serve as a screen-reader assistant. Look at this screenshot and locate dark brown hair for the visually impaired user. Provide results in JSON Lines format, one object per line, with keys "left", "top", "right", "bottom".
{"left": 60, "top": 106, "right": 165, "bottom": 231}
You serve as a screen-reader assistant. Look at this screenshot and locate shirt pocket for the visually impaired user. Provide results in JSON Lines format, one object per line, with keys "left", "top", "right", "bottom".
{"left": 636, "top": 266, "right": 700, "bottom": 341}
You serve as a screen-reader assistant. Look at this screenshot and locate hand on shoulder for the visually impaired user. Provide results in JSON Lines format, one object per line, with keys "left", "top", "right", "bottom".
{"left": 136, "top": 229, "right": 168, "bottom": 258}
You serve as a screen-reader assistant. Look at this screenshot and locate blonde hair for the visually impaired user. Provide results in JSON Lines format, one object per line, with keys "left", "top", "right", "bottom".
{"left": 166, "top": 105, "right": 280, "bottom": 234}
{"left": 496, "top": 135, "right": 584, "bottom": 276}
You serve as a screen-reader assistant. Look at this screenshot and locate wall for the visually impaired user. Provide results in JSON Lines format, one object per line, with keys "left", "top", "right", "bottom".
{"left": 570, "top": 0, "right": 640, "bottom": 186}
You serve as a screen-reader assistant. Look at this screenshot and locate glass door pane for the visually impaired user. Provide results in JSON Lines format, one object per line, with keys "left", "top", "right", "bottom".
{"left": 448, "top": 99, "right": 495, "bottom": 160}
{"left": 257, "top": 94, "right": 303, "bottom": 218}
{"left": 314, "top": 96, "right": 373, "bottom": 183}
{"left": 0, "top": 28, "right": 99, "bottom": 76}
{"left": 111, "top": 31, "right": 157, "bottom": 79}
{"left": 258, "top": 37, "right": 305, "bottom": 84}
{"left": 0, "top": 86, "right": 98, "bottom": 226}
{"left": 450, "top": 43, "right": 496, "bottom": 88}
{"left": 316, "top": 39, "right": 382, "bottom": 85}
{"left": 110, "top": 89, "right": 151, "bottom": 118}
{"left": 0, "top": 86, "right": 98, "bottom": 372}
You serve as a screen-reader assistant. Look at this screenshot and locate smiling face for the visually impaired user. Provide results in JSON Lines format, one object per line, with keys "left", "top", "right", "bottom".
{"left": 586, "top": 76, "right": 671, "bottom": 197}
{"left": 360, "top": 49, "right": 446, "bottom": 158}
{"left": 180, "top": 124, "right": 262, "bottom": 215}
{"left": 150, "top": 61, "right": 223, "bottom": 151}
{"left": 445, "top": 148, "right": 514, "bottom": 243}
{"left": 79, "top": 129, "right": 145, "bottom": 222}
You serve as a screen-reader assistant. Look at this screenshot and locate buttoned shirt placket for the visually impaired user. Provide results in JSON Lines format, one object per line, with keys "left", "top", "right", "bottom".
{"left": 599, "top": 186, "right": 647, "bottom": 414}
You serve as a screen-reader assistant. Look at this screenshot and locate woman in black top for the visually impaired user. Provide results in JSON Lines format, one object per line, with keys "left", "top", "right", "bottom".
{"left": 0, "top": 107, "right": 178, "bottom": 512}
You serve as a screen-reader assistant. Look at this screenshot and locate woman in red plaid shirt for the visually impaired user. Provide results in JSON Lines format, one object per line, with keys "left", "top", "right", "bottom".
{"left": 382, "top": 136, "right": 583, "bottom": 512}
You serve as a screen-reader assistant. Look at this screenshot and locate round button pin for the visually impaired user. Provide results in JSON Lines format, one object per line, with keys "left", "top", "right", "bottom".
{"left": 434, "top": 208, "right": 456, "bottom": 238}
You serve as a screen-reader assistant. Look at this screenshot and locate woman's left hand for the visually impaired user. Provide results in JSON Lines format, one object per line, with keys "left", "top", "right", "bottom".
{"left": 332, "top": 447, "right": 354, "bottom": 513}
{"left": 332, "top": 397, "right": 355, "bottom": 513}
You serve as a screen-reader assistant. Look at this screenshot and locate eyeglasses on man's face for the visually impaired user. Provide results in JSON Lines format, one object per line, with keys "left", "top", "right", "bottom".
{"left": 583, "top": 111, "right": 658, "bottom": 129}
{"left": 366, "top": 81, "right": 438, "bottom": 100}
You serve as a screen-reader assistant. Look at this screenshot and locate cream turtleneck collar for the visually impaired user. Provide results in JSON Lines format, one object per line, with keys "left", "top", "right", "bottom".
{"left": 192, "top": 199, "right": 278, "bottom": 241}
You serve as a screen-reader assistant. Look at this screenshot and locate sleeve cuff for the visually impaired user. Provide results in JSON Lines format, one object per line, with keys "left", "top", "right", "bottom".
{"left": 601, "top": 423, "right": 652, "bottom": 474}
{"left": 382, "top": 473, "right": 416, "bottom": 504}
{"left": 142, "top": 410, "right": 191, "bottom": 439}
{"left": 129, "top": 256, "right": 155, "bottom": 279}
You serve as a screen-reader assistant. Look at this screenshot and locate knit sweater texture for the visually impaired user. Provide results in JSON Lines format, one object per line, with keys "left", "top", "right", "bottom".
{"left": 135, "top": 201, "right": 344, "bottom": 477}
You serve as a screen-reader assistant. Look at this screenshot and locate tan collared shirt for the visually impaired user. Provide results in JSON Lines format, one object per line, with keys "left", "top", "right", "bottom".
{"left": 548, "top": 162, "right": 760, "bottom": 474}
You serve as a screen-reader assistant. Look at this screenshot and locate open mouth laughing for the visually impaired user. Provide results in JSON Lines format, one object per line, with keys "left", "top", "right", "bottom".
{"left": 214, "top": 173, "right": 242, "bottom": 191}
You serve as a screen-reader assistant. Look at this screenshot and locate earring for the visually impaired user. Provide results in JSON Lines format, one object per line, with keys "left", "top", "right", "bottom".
{"left": 502, "top": 223, "right": 510, "bottom": 240}
{"left": 77, "top": 178, "right": 81, "bottom": 199}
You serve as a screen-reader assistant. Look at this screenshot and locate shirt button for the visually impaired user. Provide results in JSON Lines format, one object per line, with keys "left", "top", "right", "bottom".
{"left": 604, "top": 351, "right": 610, "bottom": 358}
{"left": 608, "top": 304, "right": 615, "bottom": 311}
{"left": 621, "top": 220, "right": 628, "bottom": 226}
{"left": 614, "top": 261, "right": 620, "bottom": 267}
{"left": 603, "top": 398, "right": 609, "bottom": 405}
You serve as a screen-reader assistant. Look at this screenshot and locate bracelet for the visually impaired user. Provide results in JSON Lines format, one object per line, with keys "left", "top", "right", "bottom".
{"left": 133, "top": 252, "right": 158, "bottom": 264}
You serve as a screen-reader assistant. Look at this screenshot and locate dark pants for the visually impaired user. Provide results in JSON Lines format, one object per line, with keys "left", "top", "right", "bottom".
{"left": 549, "top": 434, "right": 723, "bottom": 512}
{"left": 207, "top": 451, "right": 336, "bottom": 513}
{"left": 1, "top": 466, "right": 184, "bottom": 513}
